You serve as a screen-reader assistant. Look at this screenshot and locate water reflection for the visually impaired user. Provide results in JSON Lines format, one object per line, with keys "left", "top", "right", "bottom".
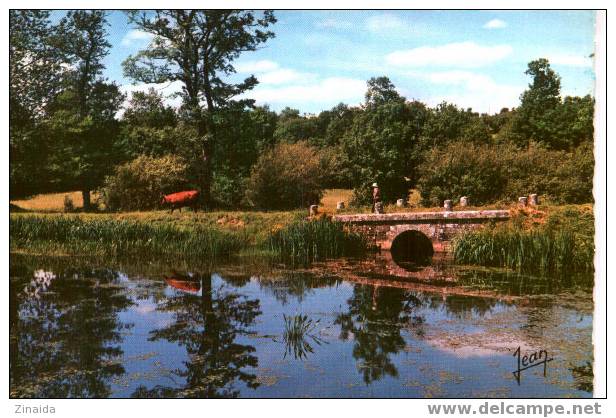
{"left": 10, "top": 265, "right": 133, "bottom": 398}
{"left": 133, "top": 272, "right": 262, "bottom": 398}
{"left": 335, "top": 286, "right": 426, "bottom": 384}
{"left": 10, "top": 255, "right": 594, "bottom": 398}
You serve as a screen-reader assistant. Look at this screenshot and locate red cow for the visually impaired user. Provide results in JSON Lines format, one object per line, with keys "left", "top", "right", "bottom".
{"left": 160, "top": 190, "right": 200, "bottom": 213}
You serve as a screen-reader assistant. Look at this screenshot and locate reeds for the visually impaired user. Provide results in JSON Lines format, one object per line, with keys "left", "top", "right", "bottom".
{"left": 266, "top": 217, "right": 367, "bottom": 266}
{"left": 453, "top": 228, "right": 594, "bottom": 274}
{"left": 10, "top": 215, "right": 247, "bottom": 260}
{"left": 282, "top": 314, "right": 325, "bottom": 359}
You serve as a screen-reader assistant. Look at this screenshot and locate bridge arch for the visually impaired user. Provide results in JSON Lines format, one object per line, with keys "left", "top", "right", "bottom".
{"left": 390, "top": 230, "right": 434, "bottom": 266}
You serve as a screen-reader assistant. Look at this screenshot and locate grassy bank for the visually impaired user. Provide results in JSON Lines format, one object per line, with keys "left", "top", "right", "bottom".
{"left": 10, "top": 211, "right": 366, "bottom": 264}
{"left": 453, "top": 205, "right": 594, "bottom": 274}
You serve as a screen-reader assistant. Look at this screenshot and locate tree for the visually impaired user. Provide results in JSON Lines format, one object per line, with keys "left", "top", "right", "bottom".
{"left": 52, "top": 10, "right": 117, "bottom": 210}
{"left": 116, "top": 89, "right": 180, "bottom": 160}
{"left": 10, "top": 10, "right": 65, "bottom": 125}
{"left": 342, "top": 99, "right": 430, "bottom": 204}
{"left": 245, "top": 142, "right": 328, "bottom": 210}
{"left": 9, "top": 11, "right": 66, "bottom": 198}
{"left": 422, "top": 102, "right": 489, "bottom": 146}
{"left": 273, "top": 107, "right": 321, "bottom": 143}
{"left": 123, "top": 10, "right": 277, "bottom": 207}
{"left": 512, "top": 59, "right": 562, "bottom": 147}
{"left": 45, "top": 82, "right": 124, "bottom": 203}
{"left": 364, "top": 76, "right": 405, "bottom": 107}
{"left": 122, "top": 88, "right": 177, "bottom": 129}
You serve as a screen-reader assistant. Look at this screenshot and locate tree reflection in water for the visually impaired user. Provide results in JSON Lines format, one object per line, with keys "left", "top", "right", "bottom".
{"left": 10, "top": 266, "right": 133, "bottom": 398}
{"left": 335, "top": 285, "right": 426, "bottom": 384}
{"left": 132, "top": 272, "right": 262, "bottom": 398}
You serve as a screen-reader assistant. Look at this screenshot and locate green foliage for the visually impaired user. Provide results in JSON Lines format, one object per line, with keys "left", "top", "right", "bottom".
{"left": 418, "top": 141, "right": 594, "bottom": 206}
{"left": 343, "top": 100, "right": 429, "bottom": 205}
{"left": 123, "top": 11, "right": 277, "bottom": 203}
{"left": 45, "top": 84, "right": 124, "bottom": 195}
{"left": 364, "top": 76, "right": 405, "bottom": 107}
{"left": 245, "top": 142, "right": 328, "bottom": 210}
{"left": 509, "top": 59, "right": 594, "bottom": 150}
{"left": 266, "top": 217, "right": 366, "bottom": 265}
{"left": 273, "top": 107, "right": 322, "bottom": 143}
{"left": 10, "top": 10, "right": 65, "bottom": 125}
{"left": 422, "top": 102, "right": 489, "bottom": 145}
{"left": 503, "top": 142, "right": 594, "bottom": 204}
{"left": 100, "top": 155, "right": 190, "bottom": 211}
{"left": 417, "top": 141, "right": 506, "bottom": 206}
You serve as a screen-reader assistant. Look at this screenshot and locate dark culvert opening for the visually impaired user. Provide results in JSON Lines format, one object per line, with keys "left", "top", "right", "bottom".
{"left": 390, "top": 230, "right": 434, "bottom": 268}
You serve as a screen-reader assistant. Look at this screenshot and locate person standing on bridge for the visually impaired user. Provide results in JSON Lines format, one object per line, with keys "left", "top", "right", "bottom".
{"left": 372, "top": 182, "right": 383, "bottom": 214}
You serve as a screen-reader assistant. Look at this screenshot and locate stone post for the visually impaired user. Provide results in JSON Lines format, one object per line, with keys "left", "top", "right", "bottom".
{"left": 336, "top": 201, "right": 345, "bottom": 210}
{"left": 460, "top": 196, "right": 469, "bottom": 207}
{"left": 309, "top": 205, "right": 319, "bottom": 216}
{"left": 529, "top": 194, "right": 539, "bottom": 206}
{"left": 396, "top": 199, "right": 406, "bottom": 207}
{"left": 444, "top": 200, "right": 453, "bottom": 212}
{"left": 518, "top": 197, "right": 528, "bottom": 207}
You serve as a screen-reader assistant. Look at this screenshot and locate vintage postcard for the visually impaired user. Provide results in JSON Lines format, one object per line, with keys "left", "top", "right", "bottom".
{"left": 7, "top": 4, "right": 607, "bottom": 414}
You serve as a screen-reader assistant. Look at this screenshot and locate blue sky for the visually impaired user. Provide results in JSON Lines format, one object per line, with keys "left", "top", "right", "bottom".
{"left": 100, "top": 10, "right": 596, "bottom": 114}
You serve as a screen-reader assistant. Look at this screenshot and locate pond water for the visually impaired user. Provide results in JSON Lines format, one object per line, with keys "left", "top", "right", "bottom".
{"left": 9, "top": 253, "right": 594, "bottom": 398}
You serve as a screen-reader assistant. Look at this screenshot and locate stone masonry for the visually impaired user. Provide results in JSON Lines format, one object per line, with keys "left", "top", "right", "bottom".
{"left": 333, "top": 210, "right": 510, "bottom": 253}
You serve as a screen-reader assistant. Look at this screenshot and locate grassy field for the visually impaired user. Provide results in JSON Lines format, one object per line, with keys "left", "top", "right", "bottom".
{"left": 10, "top": 191, "right": 89, "bottom": 212}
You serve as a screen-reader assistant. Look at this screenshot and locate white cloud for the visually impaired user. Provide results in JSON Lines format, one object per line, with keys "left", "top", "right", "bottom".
{"left": 317, "top": 18, "right": 352, "bottom": 29}
{"left": 483, "top": 19, "right": 507, "bottom": 29}
{"left": 244, "top": 77, "right": 365, "bottom": 106}
{"left": 235, "top": 60, "right": 279, "bottom": 73}
{"left": 121, "top": 29, "right": 154, "bottom": 47}
{"left": 546, "top": 53, "right": 593, "bottom": 68}
{"left": 366, "top": 13, "right": 405, "bottom": 32}
{"left": 386, "top": 42, "right": 513, "bottom": 68}
{"left": 258, "top": 69, "right": 315, "bottom": 85}
{"left": 407, "top": 70, "right": 522, "bottom": 113}
{"left": 235, "top": 60, "right": 316, "bottom": 86}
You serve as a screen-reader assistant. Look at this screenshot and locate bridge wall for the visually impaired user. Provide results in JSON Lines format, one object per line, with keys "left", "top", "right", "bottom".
{"left": 333, "top": 210, "right": 509, "bottom": 253}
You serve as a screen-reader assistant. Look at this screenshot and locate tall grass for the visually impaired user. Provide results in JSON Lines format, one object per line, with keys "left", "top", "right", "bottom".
{"left": 266, "top": 217, "right": 366, "bottom": 266}
{"left": 10, "top": 215, "right": 247, "bottom": 259}
{"left": 453, "top": 228, "right": 594, "bottom": 274}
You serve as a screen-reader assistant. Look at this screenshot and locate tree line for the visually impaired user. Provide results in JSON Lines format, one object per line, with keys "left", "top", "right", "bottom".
{"left": 10, "top": 10, "right": 594, "bottom": 211}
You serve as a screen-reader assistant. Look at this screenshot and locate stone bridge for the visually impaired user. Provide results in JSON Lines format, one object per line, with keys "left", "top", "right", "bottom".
{"left": 332, "top": 210, "right": 510, "bottom": 259}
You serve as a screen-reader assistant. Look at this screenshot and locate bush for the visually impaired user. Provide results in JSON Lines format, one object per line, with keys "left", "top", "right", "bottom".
{"left": 417, "top": 141, "right": 594, "bottom": 206}
{"left": 100, "top": 155, "right": 189, "bottom": 211}
{"left": 417, "top": 141, "right": 507, "bottom": 206}
{"left": 245, "top": 142, "right": 328, "bottom": 210}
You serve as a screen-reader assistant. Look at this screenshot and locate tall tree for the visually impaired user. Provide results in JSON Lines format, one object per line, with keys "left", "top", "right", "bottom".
{"left": 10, "top": 10, "right": 65, "bottom": 125}
{"left": 123, "top": 10, "right": 277, "bottom": 207}
{"left": 364, "top": 76, "right": 405, "bottom": 108}
{"left": 53, "top": 10, "right": 116, "bottom": 209}
{"left": 512, "top": 58, "right": 563, "bottom": 148}
{"left": 9, "top": 10, "right": 66, "bottom": 198}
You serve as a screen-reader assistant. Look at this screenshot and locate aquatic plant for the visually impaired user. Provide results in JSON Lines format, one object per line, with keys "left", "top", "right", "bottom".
{"left": 453, "top": 228, "right": 593, "bottom": 275}
{"left": 282, "top": 314, "right": 325, "bottom": 360}
{"left": 10, "top": 215, "right": 247, "bottom": 260}
{"left": 266, "top": 217, "right": 367, "bottom": 266}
